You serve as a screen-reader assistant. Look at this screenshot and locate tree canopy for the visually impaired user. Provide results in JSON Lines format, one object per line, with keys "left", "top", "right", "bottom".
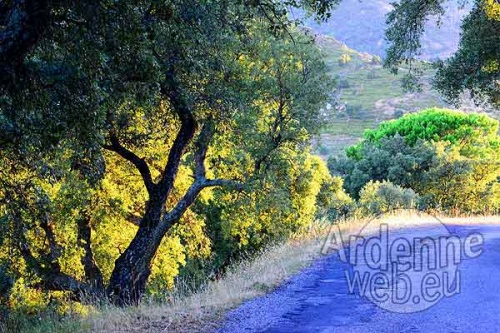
{"left": 330, "top": 109, "right": 500, "bottom": 214}
{"left": 385, "top": 0, "right": 500, "bottom": 106}
{"left": 0, "top": 0, "right": 338, "bottom": 307}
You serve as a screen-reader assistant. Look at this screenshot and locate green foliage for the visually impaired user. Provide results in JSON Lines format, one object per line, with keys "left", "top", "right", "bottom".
{"left": 0, "top": 0, "right": 339, "bottom": 312}
{"left": 434, "top": 3, "right": 500, "bottom": 106}
{"left": 357, "top": 180, "right": 419, "bottom": 216}
{"left": 417, "top": 142, "right": 500, "bottom": 214}
{"left": 315, "top": 174, "right": 354, "bottom": 220}
{"left": 191, "top": 152, "right": 349, "bottom": 278}
{"left": 346, "top": 108, "right": 500, "bottom": 159}
{"left": 331, "top": 135, "right": 435, "bottom": 196}
{"left": 330, "top": 109, "right": 500, "bottom": 215}
{"left": 385, "top": 0, "right": 500, "bottom": 107}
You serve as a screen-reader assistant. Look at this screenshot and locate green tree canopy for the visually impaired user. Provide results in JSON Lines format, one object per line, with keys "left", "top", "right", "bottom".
{"left": 384, "top": 0, "right": 500, "bottom": 106}
{"left": 0, "top": 0, "right": 336, "bottom": 307}
{"left": 330, "top": 109, "right": 500, "bottom": 214}
{"left": 347, "top": 108, "right": 500, "bottom": 158}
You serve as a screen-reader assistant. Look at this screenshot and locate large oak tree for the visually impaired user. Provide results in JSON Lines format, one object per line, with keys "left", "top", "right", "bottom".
{"left": 0, "top": 0, "right": 337, "bottom": 305}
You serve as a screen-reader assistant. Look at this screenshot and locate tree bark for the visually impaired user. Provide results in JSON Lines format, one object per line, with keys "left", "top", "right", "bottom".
{"left": 76, "top": 210, "right": 104, "bottom": 293}
{"left": 106, "top": 199, "right": 164, "bottom": 306}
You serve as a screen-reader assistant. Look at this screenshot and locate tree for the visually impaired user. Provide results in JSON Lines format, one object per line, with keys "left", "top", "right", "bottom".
{"left": 0, "top": 1, "right": 335, "bottom": 306}
{"left": 384, "top": 0, "right": 500, "bottom": 106}
{"left": 329, "top": 109, "right": 500, "bottom": 214}
{"left": 357, "top": 180, "right": 419, "bottom": 216}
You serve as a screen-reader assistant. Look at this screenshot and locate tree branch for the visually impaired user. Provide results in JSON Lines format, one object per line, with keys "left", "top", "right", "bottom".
{"left": 76, "top": 209, "right": 104, "bottom": 291}
{"left": 157, "top": 65, "right": 198, "bottom": 199}
{"left": 12, "top": 213, "right": 93, "bottom": 300}
{"left": 103, "top": 131, "right": 156, "bottom": 196}
{"left": 193, "top": 120, "right": 215, "bottom": 179}
{"left": 156, "top": 177, "right": 242, "bottom": 241}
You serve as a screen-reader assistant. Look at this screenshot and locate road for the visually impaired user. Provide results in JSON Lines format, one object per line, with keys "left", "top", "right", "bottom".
{"left": 218, "top": 224, "right": 500, "bottom": 333}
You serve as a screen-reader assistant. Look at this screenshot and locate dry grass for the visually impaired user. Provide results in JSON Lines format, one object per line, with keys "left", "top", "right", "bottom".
{"left": 81, "top": 212, "right": 500, "bottom": 332}
{"left": 82, "top": 224, "right": 332, "bottom": 333}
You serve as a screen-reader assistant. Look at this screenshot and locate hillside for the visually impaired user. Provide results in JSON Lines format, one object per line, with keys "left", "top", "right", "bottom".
{"left": 302, "top": 0, "right": 469, "bottom": 60}
{"left": 314, "top": 35, "right": 449, "bottom": 156}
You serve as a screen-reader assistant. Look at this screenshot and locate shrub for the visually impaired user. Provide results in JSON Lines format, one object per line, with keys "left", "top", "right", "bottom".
{"left": 357, "top": 181, "right": 419, "bottom": 216}
{"left": 187, "top": 152, "right": 353, "bottom": 281}
{"left": 316, "top": 176, "right": 354, "bottom": 220}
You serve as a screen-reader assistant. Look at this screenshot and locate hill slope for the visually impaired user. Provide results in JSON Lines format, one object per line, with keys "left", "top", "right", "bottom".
{"left": 314, "top": 35, "right": 449, "bottom": 156}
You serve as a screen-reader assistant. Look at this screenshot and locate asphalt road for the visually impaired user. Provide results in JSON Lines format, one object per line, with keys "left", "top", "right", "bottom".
{"left": 218, "top": 224, "right": 500, "bottom": 333}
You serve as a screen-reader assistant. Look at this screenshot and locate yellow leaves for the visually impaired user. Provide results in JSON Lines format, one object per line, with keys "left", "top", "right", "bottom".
{"left": 149, "top": 236, "right": 187, "bottom": 290}
{"left": 481, "top": 59, "right": 500, "bottom": 73}
{"left": 215, "top": 150, "right": 337, "bottom": 249}
{"left": 8, "top": 278, "right": 46, "bottom": 313}
{"left": 9, "top": 278, "right": 92, "bottom": 316}
{"left": 484, "top": 0, "right": 500, "bottom": 20}
{"left": 92, "top": 215, "right": 137, "bottom": 282}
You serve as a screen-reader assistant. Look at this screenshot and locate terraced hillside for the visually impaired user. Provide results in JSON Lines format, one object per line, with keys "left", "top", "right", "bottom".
{"left": 314, "top": 35, "right": 449, "bottom": 157}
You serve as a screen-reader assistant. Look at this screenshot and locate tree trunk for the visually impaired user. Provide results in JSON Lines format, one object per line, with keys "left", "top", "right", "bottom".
{"left": 106, "top": 202, "right": 166, "bottom": 306}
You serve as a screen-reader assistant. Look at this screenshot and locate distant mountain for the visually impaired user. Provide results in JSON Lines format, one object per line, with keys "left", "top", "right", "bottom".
{"left": 300, "top": 0, "right": 469, "bottom": 60}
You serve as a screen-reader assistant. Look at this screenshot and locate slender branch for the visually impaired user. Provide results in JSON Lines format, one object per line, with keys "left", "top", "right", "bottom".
{"left": 103, "top": 131, "right": 155, "bottom": 196}
{"left": 194, "top": 120, "right": 215, "bottom": 179}
{"left": 156, "top": 177, "right": 242, "bottom": 240}
{"left": 12, "top": 213, "right": 92, "bottom": 299}
{"left": 38, "top": 212, "right": 62, "bottom": 264}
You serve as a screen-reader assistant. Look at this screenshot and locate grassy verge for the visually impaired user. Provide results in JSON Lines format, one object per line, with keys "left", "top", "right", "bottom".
{"left": 85, "top": 235, "right": 328, "bottom": 333}
{"left": 1, "top": 222, "right": 331, "bottom": 333}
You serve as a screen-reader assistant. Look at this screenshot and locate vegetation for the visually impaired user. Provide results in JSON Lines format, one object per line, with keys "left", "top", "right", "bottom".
{"left": 313, "top": 35, "right": 447, "bottom": 157}
{"left": 1, "top": 0, "right": 500, "bottom": 331}
{"left": 385, "top": 0, "right": 500, "bottom": 105}
{"left": 329, "top": 109, "right": 500, "bottom": 215}
{"left": 357, "top": 181, "right": 419, "bottom": 216}
{"left": 0, "top": 0, "right": 343, "bottom": 312}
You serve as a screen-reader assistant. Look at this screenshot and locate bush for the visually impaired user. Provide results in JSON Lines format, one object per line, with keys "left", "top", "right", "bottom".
{"left": 316, "top": 176, "right": 354, "bottom": 220}
{"left": 186, "top": 152, "right": 353, "bottom": 281}
{"left": 357, "top": 181, "right": 419, "bottom": 216}
{"left": 338, "top": 54, "right": 352, "bottom": 66}
{"left": 329, "top": 135, "right": 435, "bottom": 196}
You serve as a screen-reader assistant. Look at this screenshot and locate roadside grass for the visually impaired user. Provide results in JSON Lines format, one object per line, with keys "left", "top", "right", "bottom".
{"left": 3, "top": 212, "right": 500, "bottom": 333}
{"left": 0, "top": 221, "right": 332, "bottom": 333}
{"left": 84, "top": 223, "right": 332, "bottom": 333}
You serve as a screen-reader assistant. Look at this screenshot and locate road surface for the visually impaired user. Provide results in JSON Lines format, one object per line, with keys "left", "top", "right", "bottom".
{"left": 218, "top": 224, "right": 500, "bottom": 333}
